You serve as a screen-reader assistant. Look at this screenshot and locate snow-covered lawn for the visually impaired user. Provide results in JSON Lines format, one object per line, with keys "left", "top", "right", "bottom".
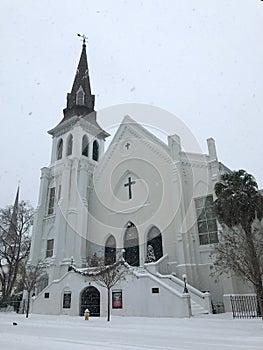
{"left": 0, "top": 312, "right": 262, "bottom": 350}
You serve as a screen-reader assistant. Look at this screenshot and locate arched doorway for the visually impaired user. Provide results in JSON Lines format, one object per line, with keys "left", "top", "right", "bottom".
{"left": 105, "top": 235, "right": 116, "bottom": 265}
{"left": 80, "top": 286, "right": 100, "bottom": 316}
{"left": 146, "top": 226, "right": 163, "bottom": 261}
{"left": 124, "top": 222, "right": 139, "bottom": 266}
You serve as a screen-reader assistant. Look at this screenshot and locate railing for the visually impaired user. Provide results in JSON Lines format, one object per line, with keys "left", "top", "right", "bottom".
{"left": 153, "top": 272, "right": 211, "bottom": 312}
{"left": 230, "top": 295, "right": 261, "bottom": 319}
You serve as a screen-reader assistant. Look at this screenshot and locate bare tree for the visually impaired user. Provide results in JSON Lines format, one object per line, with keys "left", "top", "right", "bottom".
{"left": 22, "top": 262, "right": 45, "bottom": 318}
{"left": 70, "top": 256, "right": 129, "bottom": 321}
{"left": 0, "top": 200, "right": 34, "bottom": 305}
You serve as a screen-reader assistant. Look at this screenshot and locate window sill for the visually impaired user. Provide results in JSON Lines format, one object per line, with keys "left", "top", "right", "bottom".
{"left": 198, "top": 244, "right": 216, "bottom": 253}
{"left": 44, "top": 214, "right": 56, "bottom": 220}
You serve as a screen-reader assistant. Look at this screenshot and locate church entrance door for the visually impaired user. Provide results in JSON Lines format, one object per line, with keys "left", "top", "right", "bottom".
{"left": 80, "top": 286, "right": 100, "bottom": 316}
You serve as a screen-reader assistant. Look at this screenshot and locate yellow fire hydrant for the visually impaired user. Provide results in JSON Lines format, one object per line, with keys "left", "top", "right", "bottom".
{"left": 84, "top": 308, "right": 90, "bottom": 320}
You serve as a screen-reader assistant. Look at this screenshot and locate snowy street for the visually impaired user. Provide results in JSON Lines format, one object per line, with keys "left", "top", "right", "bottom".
{"left": 0, "top": 312, "right": 262, "bottom": 350}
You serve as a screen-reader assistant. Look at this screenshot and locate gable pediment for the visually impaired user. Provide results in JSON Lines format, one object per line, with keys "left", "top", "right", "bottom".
{"left": 94, "top": 115, "right": 171, "bottom": 184}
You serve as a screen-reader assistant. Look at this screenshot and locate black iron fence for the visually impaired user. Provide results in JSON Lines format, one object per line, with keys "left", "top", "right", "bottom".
{"left": 230, "top": 295, "right": 262, "bottom": 319}
{"left": 0, "top": 300, "right": 21, "bottom": 313}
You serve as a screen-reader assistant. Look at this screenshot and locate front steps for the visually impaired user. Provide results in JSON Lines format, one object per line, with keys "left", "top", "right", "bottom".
{"left": 135, "top": 260, "right": 211, "bottom": 316}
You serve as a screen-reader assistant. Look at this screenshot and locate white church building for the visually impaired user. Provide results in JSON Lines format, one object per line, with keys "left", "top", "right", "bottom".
{"left": 29, "top": 40, "right": 251, "bottom": 318}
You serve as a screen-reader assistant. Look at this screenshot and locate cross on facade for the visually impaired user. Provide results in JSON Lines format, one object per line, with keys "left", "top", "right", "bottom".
{"left": 125, "top": 142, "right": 130, "bottom": 150}
{"left": 124, "top": 177, "right": 136, "bottom": 199}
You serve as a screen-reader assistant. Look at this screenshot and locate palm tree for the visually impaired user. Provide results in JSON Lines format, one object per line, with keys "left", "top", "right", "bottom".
{"left": 214, "top": 169, "right": 263, "bottom": 317}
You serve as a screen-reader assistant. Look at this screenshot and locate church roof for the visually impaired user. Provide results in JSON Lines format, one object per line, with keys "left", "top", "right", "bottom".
{"left": 48, "top": 111, "right": 110, "bottom": 139}
{"left": 109, "top": 115, "right": 170, "bottom": 155}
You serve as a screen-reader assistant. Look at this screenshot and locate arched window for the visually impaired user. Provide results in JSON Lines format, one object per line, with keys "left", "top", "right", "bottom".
{"left": 146, "top": 226, "right": 163, "bottom": 262}
{"left": 76, "top": 89, "right": 85, "bottom": 105}
{"left": 66, "top": 134, "right": 73, "bottom": 156}
{"left": 82, "top": 135, "right": 89, "bottom": 157}
{"left": 57, "top": 139, "right": 63, "bottom": 160}
{"left": 47, "top": 187, "right": 55, "bottom": 215}
{"left": 62, "top": 290, "right": 72, "bottom": 309}
{"left": 124, "top": 222, "right": 139, "bottom": 266}
{"left": 36, "top": 273, "right": 48, "bottom": 295}
{"left": 105, "top": 235, "right": 116, "bottom": 265}
{"left": 92, "top": 140, "right": 99, "bottom": 161}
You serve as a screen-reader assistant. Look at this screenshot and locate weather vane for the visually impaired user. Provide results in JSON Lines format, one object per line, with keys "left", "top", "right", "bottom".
{"left": 77, "top": 33, "right": 88, "bottom": 45}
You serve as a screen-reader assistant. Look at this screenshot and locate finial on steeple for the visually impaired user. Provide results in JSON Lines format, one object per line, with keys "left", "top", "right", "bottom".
{"left": 77, "top": 33, "right": 88, "bottom": 46}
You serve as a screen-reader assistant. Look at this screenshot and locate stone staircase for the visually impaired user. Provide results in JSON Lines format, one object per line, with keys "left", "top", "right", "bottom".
{"left": 134, "top": 265, "right": 211, "bottom": 316}
{"left": 190, "top": 299, "right": 209, "bottom": 316}
{"left": 154, "top": 273, "right": 210, "bottom": 315}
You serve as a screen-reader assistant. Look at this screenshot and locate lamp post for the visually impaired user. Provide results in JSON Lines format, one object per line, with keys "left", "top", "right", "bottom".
{"left": 70, "top": 256, "right": 74, "bottom": 265}
{"left": 182, "top": 274, "right": 188, "bottom": 293}
{"left": 182, "top": 273, "right": 192, "bottom": 317}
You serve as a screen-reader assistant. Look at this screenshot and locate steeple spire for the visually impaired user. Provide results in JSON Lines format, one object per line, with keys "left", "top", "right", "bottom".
{"left": 49, "top": 36, "right": 109, "bottom": 140}
{"left": 63, "top": 34, "right": 95, "bottom": 119}
{"left": 8, "top": 185, "right": 19, "bottom": 237}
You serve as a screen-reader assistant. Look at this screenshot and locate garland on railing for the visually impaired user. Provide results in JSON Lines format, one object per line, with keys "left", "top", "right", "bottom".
{"left": 68, "top": 259, "right": 129, "bottom": 277}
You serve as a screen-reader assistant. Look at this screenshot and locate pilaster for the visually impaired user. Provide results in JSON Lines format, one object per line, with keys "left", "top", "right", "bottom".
{"left": 29, "top": 167, "right": 50, "bottom": 265}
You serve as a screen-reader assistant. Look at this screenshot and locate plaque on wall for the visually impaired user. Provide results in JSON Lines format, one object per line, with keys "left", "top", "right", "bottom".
{"left": 112, "top": 290, "right": 122, "bottom": 309}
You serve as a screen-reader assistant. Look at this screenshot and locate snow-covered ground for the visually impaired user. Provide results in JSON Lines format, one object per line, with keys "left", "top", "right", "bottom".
{"left": 0, "top": 312, "right": 262, "bottom": 350}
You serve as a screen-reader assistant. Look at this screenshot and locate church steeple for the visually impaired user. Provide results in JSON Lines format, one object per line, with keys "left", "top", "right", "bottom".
{"left": 48, "top": 36, "right": 109, "bottom": 140}
{"left": 63, "top": 35, "right": 95, "bottom": 119}
{"left": 8, "top": 185, "right": 19, "bottom": 237}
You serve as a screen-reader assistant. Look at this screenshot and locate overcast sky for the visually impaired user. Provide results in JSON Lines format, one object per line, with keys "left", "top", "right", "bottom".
{"left": 1, "top": 0, "right": 263, "bottom": 208}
